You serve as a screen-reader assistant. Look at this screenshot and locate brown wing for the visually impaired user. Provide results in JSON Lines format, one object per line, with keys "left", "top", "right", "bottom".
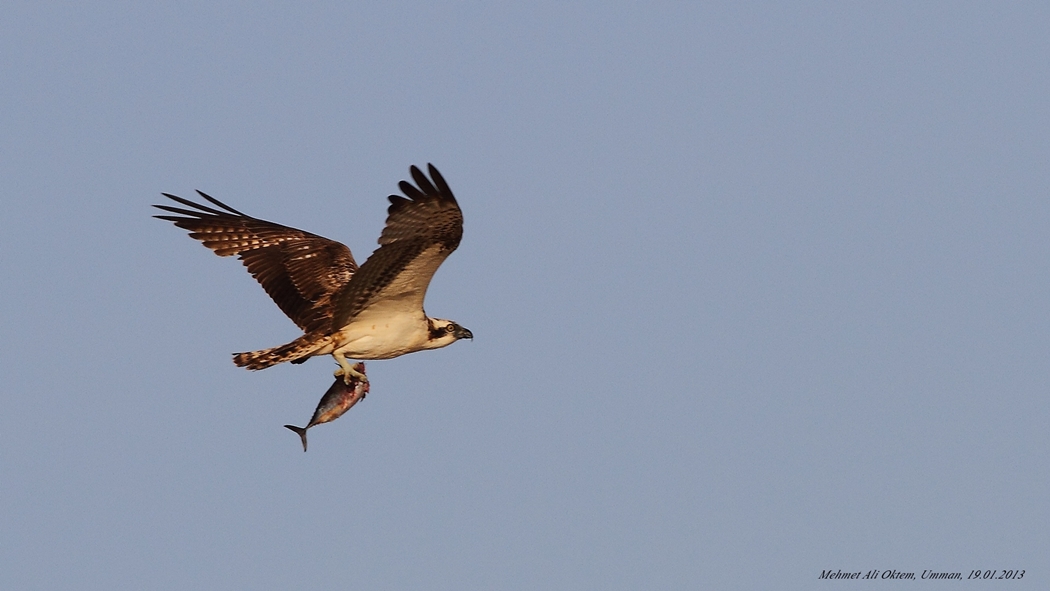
{"left": 332, "top": 164, "right": 463, "bottom": 328}
{"left": 153, "top": 191, "right": 357, "bottom": 333}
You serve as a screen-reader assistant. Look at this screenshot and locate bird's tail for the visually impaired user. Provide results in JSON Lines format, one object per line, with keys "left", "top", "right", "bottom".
{"left": 284, "top": 425, "right": 309, "bottom": 452}
{"left": 233, "top": 333, "right": 331, "bottom": 370}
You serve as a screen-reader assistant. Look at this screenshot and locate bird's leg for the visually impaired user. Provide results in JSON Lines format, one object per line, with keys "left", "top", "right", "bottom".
{"left": 333, "top": 352, "right": 368, "bottom": 384}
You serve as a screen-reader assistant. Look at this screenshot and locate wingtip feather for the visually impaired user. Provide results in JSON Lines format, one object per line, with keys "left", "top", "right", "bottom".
{"left": 427, "top": 164, "right": 454, "bottom": 200}
{"left": 399, "top": 180, "right": 425, "bottom": 201}
{"left": 156, "top": 192, "right": 228, "bottom": 216}
{"left": 410, "top": 165, "right": 437, "bottom": 195}
{"left": 196, "top": 190, "right": 247, "bottom": 216}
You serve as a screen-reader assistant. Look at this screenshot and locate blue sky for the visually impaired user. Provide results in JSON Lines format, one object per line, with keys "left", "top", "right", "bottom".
{"left": 2, "top": 2, "right": 1048, "bottom": 589}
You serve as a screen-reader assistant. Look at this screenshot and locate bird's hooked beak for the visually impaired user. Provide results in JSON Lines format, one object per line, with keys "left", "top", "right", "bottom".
{"left": 455, "top": 325, "right": 473, "bottom": 340}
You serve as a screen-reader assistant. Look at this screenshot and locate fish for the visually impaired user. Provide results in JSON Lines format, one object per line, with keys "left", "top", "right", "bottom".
{"left": 284, "top": 362, "right": 369, "bottom": 451}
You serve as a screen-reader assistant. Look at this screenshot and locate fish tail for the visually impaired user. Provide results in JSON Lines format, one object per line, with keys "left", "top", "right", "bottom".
{"left": 284, "top": 425, "right": 309, "bottom": 452}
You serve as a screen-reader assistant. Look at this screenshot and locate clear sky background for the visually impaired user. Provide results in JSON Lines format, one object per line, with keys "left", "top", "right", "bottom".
{"left": 2, "top": 2, "right": 1047, "bottom": 589}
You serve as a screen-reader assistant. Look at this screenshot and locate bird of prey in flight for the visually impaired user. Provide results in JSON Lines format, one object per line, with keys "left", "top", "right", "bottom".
{"left": 154, "top": 164, "right": 472, "bottom": 384}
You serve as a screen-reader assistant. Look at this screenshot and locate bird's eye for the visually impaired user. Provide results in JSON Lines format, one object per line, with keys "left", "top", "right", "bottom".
{"left": 446, "top": 324, "right": 456, "bottom": 333}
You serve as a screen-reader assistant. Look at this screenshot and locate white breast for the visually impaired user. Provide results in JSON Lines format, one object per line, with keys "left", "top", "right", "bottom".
{"left": 331, "top": 307, "right": 430, "bottom": 359}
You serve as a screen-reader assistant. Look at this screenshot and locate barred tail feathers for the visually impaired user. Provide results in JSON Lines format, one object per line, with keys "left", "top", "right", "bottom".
{"left": 233, "top": 333, "right": 331, "bottom": 370}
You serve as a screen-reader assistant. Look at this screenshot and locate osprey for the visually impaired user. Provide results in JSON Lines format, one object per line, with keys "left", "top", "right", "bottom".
{"left": 154, "top": 164, "right": 472, "bottom": 384}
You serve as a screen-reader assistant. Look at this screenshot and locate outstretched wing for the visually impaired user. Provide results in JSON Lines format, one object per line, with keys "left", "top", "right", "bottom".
{"left": 153, "top": 191, "right": 357, "bottom": 333}
{"left": 332, "top": 164, "right": 463, "bottom": 328}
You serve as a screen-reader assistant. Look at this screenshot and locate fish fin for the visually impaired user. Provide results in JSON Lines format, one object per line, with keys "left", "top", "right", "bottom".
{"left": 284, "top": 425, "right": 309, "bottom": 452}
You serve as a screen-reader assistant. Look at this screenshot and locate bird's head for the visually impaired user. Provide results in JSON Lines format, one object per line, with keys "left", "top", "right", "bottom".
{"left": 425, "top": 318, "right": 473, "bottom": 349}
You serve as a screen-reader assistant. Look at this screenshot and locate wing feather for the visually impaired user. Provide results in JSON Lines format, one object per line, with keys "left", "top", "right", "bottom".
{"left": 154, "top": 191, "right": 357, "bottom": 333}
{"left": 332, "top": 164, "right": 462, "bottom": 328}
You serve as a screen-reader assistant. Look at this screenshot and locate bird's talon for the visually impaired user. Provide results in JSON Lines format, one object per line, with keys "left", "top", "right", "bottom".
{"left": 335, "top": 365, "right": 368, "bottom": 385}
